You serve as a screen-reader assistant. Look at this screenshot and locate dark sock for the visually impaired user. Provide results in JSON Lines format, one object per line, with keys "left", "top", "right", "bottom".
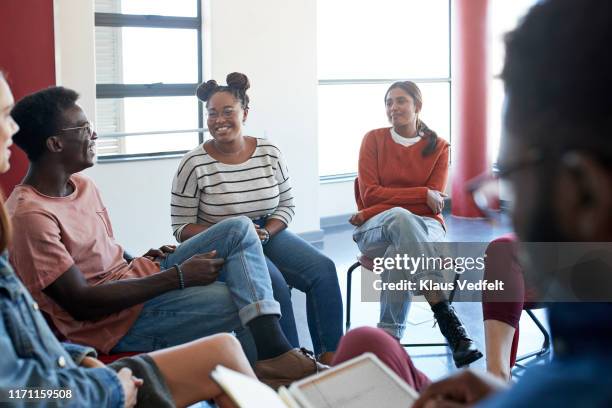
{"left": 248, "top": 315, "right": 293, "bottom": 360}
{"left": 431, "top": 300, "right": 450, "bottom": 314}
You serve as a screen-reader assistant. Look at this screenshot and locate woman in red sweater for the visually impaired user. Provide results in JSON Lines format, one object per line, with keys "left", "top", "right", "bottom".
{"left": 350, "top": 81, "right": 482, "bottom": 367}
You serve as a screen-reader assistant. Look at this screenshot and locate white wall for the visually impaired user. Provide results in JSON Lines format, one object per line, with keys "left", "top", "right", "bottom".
{"left": 54, "top": 0, "right": 322, "bottom": 254}
{"left": 207, "top": 0, "right": 320, "bottom": 235}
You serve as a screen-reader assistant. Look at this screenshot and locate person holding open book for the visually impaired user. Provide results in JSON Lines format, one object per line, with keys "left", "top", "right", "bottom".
{"left": 416, "top": 0, "right": 612, "bottom": 405}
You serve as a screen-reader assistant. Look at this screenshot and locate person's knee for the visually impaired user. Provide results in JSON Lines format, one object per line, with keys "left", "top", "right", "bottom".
{"left": 223, "top": 215, "right": 253, "bottom": 232}
{"left": 205, "top": 333, "right": 243, "bottom": 358}
{"left": 309, "top": 255, "right": 339, "bottom": 287}
{"left": 385, "top": 207, "right": 417, "bottom": 229}
{"left": 345, "top": 326, "right": 388, "bottom": 344}
{"left": 222, "top": 216, "right": 258, "bottom": 243}
{"left": 318, "top": 256, "right": 337, "bottom": 279}
{"left": 336, "top": 327, "right": 397, "bottom": 362}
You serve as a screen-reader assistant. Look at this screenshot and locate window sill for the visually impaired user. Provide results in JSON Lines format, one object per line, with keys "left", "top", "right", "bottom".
{"left": 96, "top": 150, "right": 189, "bottom": 164}
{"left": 319, "top": 172, "right": 357, "bottom": 184}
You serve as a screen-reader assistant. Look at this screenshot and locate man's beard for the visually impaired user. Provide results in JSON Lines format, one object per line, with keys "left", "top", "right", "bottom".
{"left": 518, "top": 175, "right": 573, "bottom": 300}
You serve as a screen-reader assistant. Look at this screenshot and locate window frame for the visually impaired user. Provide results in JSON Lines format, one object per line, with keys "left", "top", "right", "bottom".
{"left": 317, "top": 0, "right": 452, "bottom": 181}
{"left": 94, "top": 0, "right": 204, "bottom": 162}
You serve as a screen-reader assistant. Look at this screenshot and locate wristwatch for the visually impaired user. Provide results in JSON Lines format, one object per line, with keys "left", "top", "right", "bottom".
{"left": 260, "top": 228, "right": 270, "bottom": 245}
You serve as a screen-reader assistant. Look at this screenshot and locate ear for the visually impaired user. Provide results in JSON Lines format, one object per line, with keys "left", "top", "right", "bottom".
{"left": 558, "top": 152, "right": 612, "bottom": 240}
{"left": 46, "top": 136, "right": 64, "bottom": 153}
{"left": 242, "top": 107, "right": 249, "bottom": 123}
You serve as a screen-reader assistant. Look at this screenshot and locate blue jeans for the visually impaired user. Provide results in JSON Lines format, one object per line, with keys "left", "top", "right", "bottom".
{"left": 263, "top": 228, "right": 343, "bottom": 355}
{"left": 112, "top": 217, "right": 280, "bottom": 361}
{"left": 353, "top": 207, "right": 446, "bottom": 339}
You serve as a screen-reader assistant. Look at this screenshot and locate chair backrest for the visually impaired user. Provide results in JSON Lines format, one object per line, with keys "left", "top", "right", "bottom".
{"left": 357, "top": 254, "right": 375, "bottom": 270}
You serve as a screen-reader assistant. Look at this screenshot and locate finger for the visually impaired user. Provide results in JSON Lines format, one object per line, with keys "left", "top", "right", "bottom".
{"left": 150, "top": 249, "right": 165, "bottom": 258}
{"left": 118, "top": 367, "right": 133, "bottom": 378}
{"left": 208, "top": 258, "right": 225, "bottom": 266}
{"left": 161, "top": 245, "right": 176, "bottom": 253}
{"left": 132, "top": 376, "right": 144, "bottom": 387}
{"left": 432, "top": 400, "right": 466, "bottom": 408}
{"left": 200, "top": 250, "right": 217, "bottom": 259}
{"left": 415, "top": 380, "right": 462, "bottom": 408}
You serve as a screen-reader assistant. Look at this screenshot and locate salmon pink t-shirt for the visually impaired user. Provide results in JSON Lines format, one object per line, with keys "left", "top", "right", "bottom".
{"left": 6, "top": 174, "right": 160, "bottom": 353}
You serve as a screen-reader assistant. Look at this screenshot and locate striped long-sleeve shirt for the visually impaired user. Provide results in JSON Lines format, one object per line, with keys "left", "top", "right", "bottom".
{"left": 171, "top": 138, "right": 295, "bottom": 241}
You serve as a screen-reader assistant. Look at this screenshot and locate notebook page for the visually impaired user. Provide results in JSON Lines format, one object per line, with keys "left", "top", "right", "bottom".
{"left": 210, "top": 365, "right": 289, "bottom": 408}
{"left": 291, "top": 354, "right": 417, "bottom": 408}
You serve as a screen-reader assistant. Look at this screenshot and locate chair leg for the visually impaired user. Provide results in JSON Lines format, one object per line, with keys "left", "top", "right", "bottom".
{"left": 345, "top": 261, "right": 361, "bottom": 333}
{"left": 515, "top": 309, "right": 551, "bottom": 364}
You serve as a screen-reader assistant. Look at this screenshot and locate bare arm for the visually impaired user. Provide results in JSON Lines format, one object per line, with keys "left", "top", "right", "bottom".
{"left": 263, "top": 218, "right": 286, "bottom": 237}
{"left": 43, "top": 264, "right": 180, "bottom": 321}
{"left": 44, "top": 252, "right": 224, "bottom": 321}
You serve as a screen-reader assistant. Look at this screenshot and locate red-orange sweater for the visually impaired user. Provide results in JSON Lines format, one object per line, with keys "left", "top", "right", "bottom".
{"left": 356, "top": 127, "right": 450, "bottom": 227}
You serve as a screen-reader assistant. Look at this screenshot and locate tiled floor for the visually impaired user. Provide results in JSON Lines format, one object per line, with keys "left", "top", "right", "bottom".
{"left": 291, "top": 214, "right": 550, "bottom": 381}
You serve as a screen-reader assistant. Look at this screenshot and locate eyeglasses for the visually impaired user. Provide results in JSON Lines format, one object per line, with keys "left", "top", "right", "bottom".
{"left": 57, "top": 122, "right": 96, "bottom": 138}
{"left": 468, "top": 145, "right": 612, "bottom": 222}
{"left": 206, "top": 108, "right": 237, "bottom": 120}
{"left": 466, "top": 148, "right": 545, "bottom": 222}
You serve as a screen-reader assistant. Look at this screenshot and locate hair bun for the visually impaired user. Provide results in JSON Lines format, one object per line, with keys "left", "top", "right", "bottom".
{"left": 226, "top": 72, "right": 250, "bottom": 91}
{"left": 196, "top": 79, "right": 219, "bottom": 101}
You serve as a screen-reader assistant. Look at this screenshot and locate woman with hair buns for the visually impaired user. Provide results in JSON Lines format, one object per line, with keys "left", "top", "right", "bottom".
{"left": 171, "top": 72, "right": 343, "bottom": 365}
{"left": 350, "top": 81, "right": 482, "bottom": 368}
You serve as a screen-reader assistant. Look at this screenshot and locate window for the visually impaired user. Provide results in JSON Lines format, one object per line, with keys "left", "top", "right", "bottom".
{"left": 317, "top": 0, "right": 451, "bottom": 178}
{"left": 488, "top": 0, "right": 538, "bottom": 162}
{"left": 94, "top": 0, "right": 203, "bottom": 159}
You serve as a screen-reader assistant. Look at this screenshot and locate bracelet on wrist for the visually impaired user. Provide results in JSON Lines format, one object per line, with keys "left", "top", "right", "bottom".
{"left": 174, "top": 264, "right": 185, "bottom": 290}
{"left": 261, "top": 228, "right": 270, "bottom": 245}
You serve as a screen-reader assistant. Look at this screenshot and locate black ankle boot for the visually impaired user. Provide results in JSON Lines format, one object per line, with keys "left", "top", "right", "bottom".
{"left": 432, "top": 302, "right": 483, "bottom": 368}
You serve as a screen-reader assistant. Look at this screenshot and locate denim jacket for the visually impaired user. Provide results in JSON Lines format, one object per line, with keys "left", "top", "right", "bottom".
{"left": 0, "top": 253, "right": 124, "bottom": 407}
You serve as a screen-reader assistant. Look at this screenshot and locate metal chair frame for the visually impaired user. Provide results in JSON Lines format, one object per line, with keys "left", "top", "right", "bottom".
{"left": 513, "top": 309, "right": 551, "bottom": 370}
{"left": 345, "top": 258, "right": 459, "bottom": 348}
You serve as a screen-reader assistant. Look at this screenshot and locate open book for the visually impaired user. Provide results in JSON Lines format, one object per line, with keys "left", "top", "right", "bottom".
{"left": 210, "top": 353, "right": 419, "bottom": 408}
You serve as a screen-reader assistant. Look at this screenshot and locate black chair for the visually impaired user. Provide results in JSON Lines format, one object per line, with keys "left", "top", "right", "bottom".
{"left": 345, "top": 254, "right": 459, "bottom": 348}
{"left": 512, "top": 309, "right": 551, "bottom": 373}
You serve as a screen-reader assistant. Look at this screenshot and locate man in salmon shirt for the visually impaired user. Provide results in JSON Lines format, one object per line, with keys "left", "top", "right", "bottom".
{"left": 5, "top": 86, "right": 326, "bottom": 386}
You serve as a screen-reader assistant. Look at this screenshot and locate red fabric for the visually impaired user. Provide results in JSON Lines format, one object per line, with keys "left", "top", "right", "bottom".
{"left": 356, "top": 128, "right": 449, "bottom": 228}
{"left": 481, "top": 234, "right": 539, "bottom": 367}
{"left": 451, "top": 0, "right": 490, "bottom": 217}
{"left": 332, "top": 327, "right": 431, "bottom": 392}
{"left": 0, "top": 0, "right": 56, "bottom": 196}
{"left": 98, "top": 352, "right": 141, "bottom": 364}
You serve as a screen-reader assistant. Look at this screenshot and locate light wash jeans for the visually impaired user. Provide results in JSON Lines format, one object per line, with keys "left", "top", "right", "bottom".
{"left": 112, "top": 217, "right": 280, "bottom": 362}
{"left": 353, "top": 207, "right": 446, "bottom": 339}
{"left": 262, "top": 228, "right": 343, "bottom": 355}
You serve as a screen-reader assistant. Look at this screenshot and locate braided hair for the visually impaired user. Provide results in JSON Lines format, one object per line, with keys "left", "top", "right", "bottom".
{"left": 385, "top": 81, "right": 439, "bottom": 157}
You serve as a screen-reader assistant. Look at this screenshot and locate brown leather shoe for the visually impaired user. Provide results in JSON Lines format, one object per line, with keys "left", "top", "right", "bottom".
{"left": 254, "top": 348, "right": 328, "bottom": 389}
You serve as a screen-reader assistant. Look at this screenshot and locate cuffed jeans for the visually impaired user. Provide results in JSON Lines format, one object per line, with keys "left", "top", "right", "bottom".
{"left": 112, "top": 216, "right": 280, "bottom": 361}
{"left": 263, "top": 228, "right": 343, "bottom": 355}
{"left": 353, "top": 207, "right": 446, "bottom": 339}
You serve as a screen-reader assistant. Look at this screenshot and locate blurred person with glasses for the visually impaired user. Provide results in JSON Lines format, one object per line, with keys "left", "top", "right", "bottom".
{"left": 415, "top": 0, "right": 612, "bottom": 406}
